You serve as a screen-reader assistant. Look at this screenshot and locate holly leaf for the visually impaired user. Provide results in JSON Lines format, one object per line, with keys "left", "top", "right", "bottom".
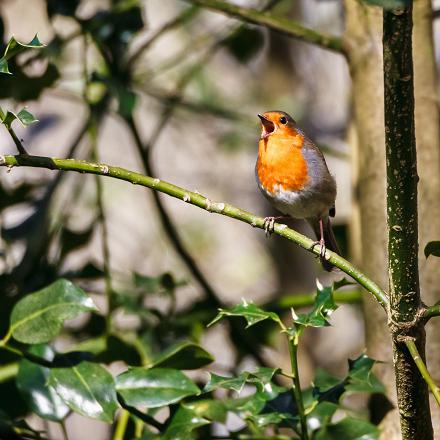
{"left": 291, "top": 285, "right": 338, "bottom": 328}
{"left": 209, "top": 300, "right": 283, "bottom": 328}
{"left": 203, "top": 372, "right": 249, "bottom": 393}
{"left": 1, "top": 108, "right": 38, "bottom": 128}
{"left": 346, "top": 354, "right": 385, "bottom": 394}
{"left": 0, "top": 35, "right": 44, "bottom": 74}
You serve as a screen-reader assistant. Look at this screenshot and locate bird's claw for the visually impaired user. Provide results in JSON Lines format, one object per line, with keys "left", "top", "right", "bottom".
{"left": 311, "top": 239, "right": 327, "bottom": 259}
{"left": 263, "top": 217, "right": 276, "bottom": 237}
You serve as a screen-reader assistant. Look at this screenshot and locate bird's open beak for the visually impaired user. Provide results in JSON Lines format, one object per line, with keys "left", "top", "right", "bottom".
{"left": 258, "top": 114, "right": 276, "bottom": 139}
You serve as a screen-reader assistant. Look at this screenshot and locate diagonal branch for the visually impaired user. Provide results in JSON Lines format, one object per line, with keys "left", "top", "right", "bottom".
{"left": 0, "top": 153, "right": 388, "bottom": 308}
{"left": 183, "top": 0, "right": 347, "bottom": 55}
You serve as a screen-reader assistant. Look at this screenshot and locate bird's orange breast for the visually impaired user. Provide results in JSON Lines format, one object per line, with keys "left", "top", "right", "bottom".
{"left": 257, "top": 131, "right": 309, "bottom": 194}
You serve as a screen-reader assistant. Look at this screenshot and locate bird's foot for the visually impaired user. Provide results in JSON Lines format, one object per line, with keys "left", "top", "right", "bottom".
{"left": 311, "top": 238, "right": 326, "bottom": 259}
{"left": 263, "top": 216, "right": 290, "bottom": 237}
{"left": 263, "top": 217, "right": 276, "bottom": 237}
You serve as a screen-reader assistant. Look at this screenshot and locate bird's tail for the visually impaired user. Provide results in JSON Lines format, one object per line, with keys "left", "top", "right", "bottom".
{"left": 309, "top": 217, "right": 340, "bottom": 272}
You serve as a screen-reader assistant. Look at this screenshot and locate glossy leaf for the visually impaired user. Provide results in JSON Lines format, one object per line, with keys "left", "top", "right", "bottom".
{"left": 10, "top": 279, "right": 97, "bottom": 344}
{"left": 209, "top": 300, "right": 283, "bottom": 328}
{"left": 246, "top": 411, "right": 295, "bottom": 428}
{"left": 307, "top": 401, "right": 338, "bottom": 431}
{"left": 162, "top": 406, "right": 210, "bottom": 440}
{"left": 204, "top": 367, "right": 281, "bottom": 394}
{"left": 17, "top": 345, "right": 69, "bottom": 421}
{"left": 424, "top": 241, "right": 440, "bottom": 258}
{"left": 204, "top": 372, "right": 248, "bottom": 393}
{"left": 346, "top": 354, "right": 385, "bottom": 394}
{"left": 1, "top": 108, "right": 38, "bottom": 129}
{"left": 48, "top": 361, "right": 118, "bottom": 422}
{"left": 116, "top": 368, "right": 200, "bottom": 408}
{"left": 314, "top": 416, "right": 379, "bottom": 440}
{"left": 150, "top": 341, "right": 214, "bottom": 370}
{"left": 291, "top": 285, "right": 338, "bottom": 328}
{"left": 0, "top": 35, "right": 44, "bottom": 75}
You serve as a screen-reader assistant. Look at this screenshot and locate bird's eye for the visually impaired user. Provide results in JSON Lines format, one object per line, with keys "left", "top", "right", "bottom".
{"left": 279, "top": 116, "right": 287, "bottom": 125}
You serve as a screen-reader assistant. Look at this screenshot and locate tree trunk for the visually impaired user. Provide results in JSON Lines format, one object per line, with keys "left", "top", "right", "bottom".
{"left": 345, "top": 0, "right": 440, "bottom": 437}
{"left": 412, "top": 2, "right": 440, "bottom": 431}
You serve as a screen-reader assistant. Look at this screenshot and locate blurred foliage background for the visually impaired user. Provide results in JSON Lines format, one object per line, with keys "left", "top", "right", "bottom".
{"left": 0, "top": 0, "right": 439, "bottom": 438}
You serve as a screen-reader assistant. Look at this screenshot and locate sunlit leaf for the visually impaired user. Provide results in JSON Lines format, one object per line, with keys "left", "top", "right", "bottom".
{"left": 203, "top": 372, "right": 248, "bottom": 393}
{"left": 209, "top": 300, "right": 283, "bottom": 328}
{"left": 291, "top": 285, "right": 338, "bottom": 328}
{"left": 16, "top": 108, "right": 38, "bottom": 125}
{"left": 1, "top": 108, "right": 38, "bottom": 129}
{"left": 183, "top": 400, "right": 227, "bottom": 423}
{"left": 10, "top": 279, "right": 97, "bottom": 344}
{"left": 116, "top": 368, "right": 200, "bottom": 408}
{"left": 48, "top": 361, "right": 118, "bottom": 422}
{"left": 246, "top": 411, "right": 295, "bottom": 428}
{"left": 0, "top": 35, "right": 44, "bottom": 75}
{"left": 16, "top": 345, "right": 69, "bottom": 421}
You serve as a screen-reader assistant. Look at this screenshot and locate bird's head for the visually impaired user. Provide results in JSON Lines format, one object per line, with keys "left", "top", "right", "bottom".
{"left": 258, "top": 111, "right": 297, "bottom": 140}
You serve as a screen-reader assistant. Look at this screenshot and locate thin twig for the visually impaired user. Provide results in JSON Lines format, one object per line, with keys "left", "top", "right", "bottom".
{"left": 405, "top": 339, "right": 440, "bottom": 407}
{"left": 423, "top": 302, "right": 440, "bottom": 320}
{"left": 183, "top": 0, "right": 346, "bottom": 55}
{"left": 287, "top": 328, "right": 308, "bottom": 439}
{"left": 113, "top": 409, "right": 130, "bottom": 440}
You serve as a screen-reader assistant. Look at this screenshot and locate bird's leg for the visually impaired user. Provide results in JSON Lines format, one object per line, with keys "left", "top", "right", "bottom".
{"left": 263, "top": 216, "right": 289, "bottom": 237}
{"left": 311, "top": 218, "right": 326, "bottom": 259}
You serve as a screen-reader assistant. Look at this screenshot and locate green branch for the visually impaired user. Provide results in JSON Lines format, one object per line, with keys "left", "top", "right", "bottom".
{"left": 405, "top": 340, "right": 440, "bottom": 406}
{"left": 424, "top": 302, "right": 440, "bottom": 320}
{"left": 183, "top": 0, "right": 346, "bottom": 55}
{"left": 0, "top": 154, "right": 388, "bottom": 308}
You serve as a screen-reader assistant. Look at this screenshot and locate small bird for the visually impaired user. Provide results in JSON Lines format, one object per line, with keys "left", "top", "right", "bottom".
{"left": 256, "top": 110, "right": 339, "bottom": 271}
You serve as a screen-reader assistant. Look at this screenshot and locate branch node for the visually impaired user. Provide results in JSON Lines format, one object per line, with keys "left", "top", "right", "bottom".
{"left": 183, "top": 193, "right": 191, "bottom": 202}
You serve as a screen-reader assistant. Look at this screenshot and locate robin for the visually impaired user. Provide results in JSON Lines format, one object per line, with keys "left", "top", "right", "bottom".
{"left": 256, "top": 110, "right": 339, "bottom": 271}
